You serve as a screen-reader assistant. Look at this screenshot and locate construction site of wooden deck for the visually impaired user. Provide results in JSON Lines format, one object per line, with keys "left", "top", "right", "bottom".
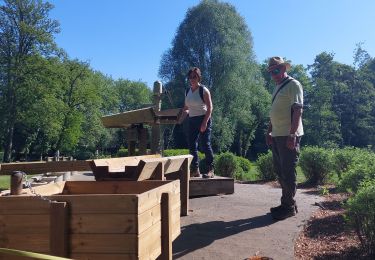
{"left": 0, "top": 154, "right": 234, "bottom": 259}
{"left": 0, "top": 180, "right": 180, "bottom": 260}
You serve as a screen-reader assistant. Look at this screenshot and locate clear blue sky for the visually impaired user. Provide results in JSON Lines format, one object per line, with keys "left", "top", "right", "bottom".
{"left": 49, "top": 0, "right": 375, "bottom": 87}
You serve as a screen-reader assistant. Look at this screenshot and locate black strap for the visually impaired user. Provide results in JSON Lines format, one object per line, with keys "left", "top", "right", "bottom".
{"left": 185, "top": 85, "right": 205, "bottom": 102}
{"left": 271, "top": 78, "right": 293, "bottom": 104}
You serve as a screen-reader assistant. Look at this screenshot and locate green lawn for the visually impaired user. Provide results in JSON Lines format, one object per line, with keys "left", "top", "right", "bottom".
{"left": 0, "top": 175, "right": 11, "bottom": 191}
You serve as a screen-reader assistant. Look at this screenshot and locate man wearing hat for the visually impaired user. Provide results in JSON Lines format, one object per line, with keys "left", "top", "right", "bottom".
{"left": 266, "top": 56, "right": 304, "bottom": 220}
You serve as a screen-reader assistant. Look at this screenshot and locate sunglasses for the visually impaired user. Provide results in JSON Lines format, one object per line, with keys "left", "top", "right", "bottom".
{"left": 270, "top": 68, "right": 281, "bottom": 75}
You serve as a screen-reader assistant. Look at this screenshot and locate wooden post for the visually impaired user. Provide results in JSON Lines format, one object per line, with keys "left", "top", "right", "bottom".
{"left": 151, "top": 81, "right": 162, "bottom": 154}
{"left": 138, "top": 127, "right": 148, "bottom": 155}
{"left": 10, "top": 171, "right": 23, "bottom": 195}
{"left": 180, "top": 158, "right": 190, "bottom": 216}
{"left": 127, "top": 127, "right": 138, "bottom": 156}
{"left": 159, "top": 193, "right": 172, "bottom": 260}
{"left": 50, "top": 201, "right": 68, "bottom": 257}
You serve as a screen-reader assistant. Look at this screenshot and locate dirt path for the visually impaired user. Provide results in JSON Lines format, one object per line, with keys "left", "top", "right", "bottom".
{"left": 173, "top": 183, "right": 322, "bottom": 260}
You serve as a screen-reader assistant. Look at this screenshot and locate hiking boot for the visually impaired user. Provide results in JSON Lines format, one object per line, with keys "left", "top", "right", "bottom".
{"left": 202, "top": 166, "right": 214, "bottom": 178}
{"left": 190, "top": 168, "right": 201, "bottom": 178}
{"left": 271, "top": 206, "right": 296, "bottom": 220}
{"left": 270, "top": 205, "right": 283, "bottom": 214}
{"left": 270, "top": 204, "right": 298, "bottom": 214}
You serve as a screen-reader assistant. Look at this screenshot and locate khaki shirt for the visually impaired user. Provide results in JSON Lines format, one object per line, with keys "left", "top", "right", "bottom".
{"left": 270, "top": 77, "right": 304, "bottom": 137}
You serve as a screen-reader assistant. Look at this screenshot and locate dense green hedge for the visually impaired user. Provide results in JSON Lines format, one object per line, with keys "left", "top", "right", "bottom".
{"left": 345, "top": 179, "right": 375, "bottom": 257}
{"left": 299, "top": 146, "right": 334, "bottom": 185}
{"left": 214, "top": 152, "right": 252, "bottom": 179}
{"left": 256, "top": 151, "right": 276, "bottom": 181}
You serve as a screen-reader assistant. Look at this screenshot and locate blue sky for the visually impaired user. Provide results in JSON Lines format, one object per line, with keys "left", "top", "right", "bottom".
{"left": 49, "top": 0, "right": 375, "bottom": 87}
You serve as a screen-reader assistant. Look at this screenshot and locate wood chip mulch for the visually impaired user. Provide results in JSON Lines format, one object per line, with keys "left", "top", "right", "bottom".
{"left": 294, "top": 192, "right": 372, "bottom": 259}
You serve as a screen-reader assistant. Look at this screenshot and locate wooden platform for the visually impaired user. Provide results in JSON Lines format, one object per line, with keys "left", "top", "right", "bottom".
{"left": 189, "top": 176, "right": 234, "bottom": 197}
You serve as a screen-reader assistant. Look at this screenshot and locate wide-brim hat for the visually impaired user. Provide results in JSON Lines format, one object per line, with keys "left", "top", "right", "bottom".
{"left": 267, "top": 56, "right": 291, "bottom": 71}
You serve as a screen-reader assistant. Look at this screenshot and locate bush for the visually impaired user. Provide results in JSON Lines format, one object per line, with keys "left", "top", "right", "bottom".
{"left": 332, "top": 147, "right": 357, "bottom": 179}
{"left": 339, "top": 150, "right": 375, "bottom": 193}
{"left": 163, "top": 149, "right": 190, "bottom": 157}
{"left": 214, "top": 152, "right": 251, "bottom": 179}
{"left": 256, "top": 151, "right": 276, "bottom": 181}
{"left": 345, "top": 180, "right": 375, "bottom": 257}
{"left": 0, "top": 151, "right": 3, "bottom": 163}
{"left": 116, "top": 147, "right": 129, "bottom": 157}
{"left": 215, "top": 152, "right": 238, "bottom": 178}
{"left": 299, "top": 146, "right": 333, "bottom": 185}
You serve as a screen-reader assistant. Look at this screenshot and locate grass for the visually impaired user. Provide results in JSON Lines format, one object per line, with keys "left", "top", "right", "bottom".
{"left": 0, "top": 174, "right": 40, "bottom": 191}
{"left": 0, "top": 175, "right": 11, "bottom": 191}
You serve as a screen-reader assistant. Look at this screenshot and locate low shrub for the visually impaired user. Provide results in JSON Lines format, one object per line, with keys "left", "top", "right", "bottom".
{"left": 116, "top": 147, "right": 129, "bottom": 157}
{"left": 163, "top": 149, "right": 190, "bottom": 157}
{"left": 338, "top": 150, "right": 375, "bottom": 193}
{"left": 331, "top": 147, "right": 357, "bottom": 179}
{"left": 215, "top": 152, "right": 238, "bottom": 178}
{"left": 256, "top": 151, "right": 276, "bottom": 181}
{"left": 214, "top": 152, "right": 251, "bottom": 179}
{"left": 345, "top": 180, "right": 375, "bottom": 257}
{"left": 299, "top": 146, "right": 333, "bottom": 185}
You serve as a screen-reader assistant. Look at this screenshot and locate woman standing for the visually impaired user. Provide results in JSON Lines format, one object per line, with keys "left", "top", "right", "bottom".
{"left": 183, "top": 67, "right": 214, "bottom": 178}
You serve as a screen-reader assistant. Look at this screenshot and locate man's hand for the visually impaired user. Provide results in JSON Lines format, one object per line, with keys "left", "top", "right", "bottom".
{"left": 200, "top": 121, "right": 208, "bottom": 132}
{"left": 266, "top": 133, "right": 272, "bottom": 147}
{"left": 286, "top": 135, "right": 297, "bottom": 150}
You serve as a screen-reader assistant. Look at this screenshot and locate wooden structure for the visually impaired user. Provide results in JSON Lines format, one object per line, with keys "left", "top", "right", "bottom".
{"left": 0, "top": 154, "right": 193, "bottom": 217}
{"left": 0, "top": 180, "right": 180, "bottom": 260}
{"left": 101, "top": 81, "right": 183, "bottom": 155}
{"left": 189, "top": 176, "right": 234, "bottom": 197}
{"left": 89, "top": 154, "right": 192, "bottom": 216}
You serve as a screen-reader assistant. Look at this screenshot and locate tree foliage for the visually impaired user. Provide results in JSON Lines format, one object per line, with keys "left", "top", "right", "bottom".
{"left": 159, "top": 0, "right": 269, "bottom": 155}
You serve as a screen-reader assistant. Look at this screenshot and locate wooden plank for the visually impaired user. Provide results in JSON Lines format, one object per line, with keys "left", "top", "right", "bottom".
{"left": 153, "top": 108, "right": 181, "bottom": 117}
{"left": 0, "top": 233, "right": 49, "bottom": 252}
{"left": 159, "top": 193, "right": 172, "bottom": 260}
{"left": 70, "top": 213, "right": 138, "bottom": 234}
{"left": 138, "top": 221, "right": 161, "bottom": 259}
{"left": 163, "top": 155, "right": 192, "bottom": 174}
{"left": 70, "top": 253, "right": 138, "bottom": 260}
{"left": 50, "top": 202, "right": 68, "bottom": 257}
{"left": 70, "top": 234, "right": 138, "bottom": 254}
{"left": 136, "top": 159, "right": 165, "bottom": 181}
{"left": 189, "top": 176, "right": 235, "bottom": 197}
{"left": 50, "top": 195, "right": 138, "bottom": 214}
{"left": 0, "top": 160, "right": 90, "bottom": 175}
{"left": 137, "top": 181, "right": 180, "bottom": 214}
{"left": 0, "top": 214, "right": 49, "bottom": 234}
{"left": 138, "top": 204, "right": 161, "bottom": 235}
{"left": 180, "top": 157, "right": 190, "bottom": 216}
{"left": 101, "top": 107, "right": 155, "bottom": 128}
{"left": 63, "top": 180, "right": 172, "bottom": 195}
{"left": 0, "top": 197, "right": 51, "bottom": 215}
{"left": 22, "top": 181, "right": 65, "bottom": 196}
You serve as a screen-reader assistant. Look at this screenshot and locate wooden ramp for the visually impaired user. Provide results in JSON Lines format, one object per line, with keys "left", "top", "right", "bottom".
{"left": 189, "top": 176, "right": 234, "bottom": 197}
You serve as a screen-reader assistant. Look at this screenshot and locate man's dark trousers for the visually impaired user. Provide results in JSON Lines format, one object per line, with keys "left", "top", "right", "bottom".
{"left": 271, "top": 136, "right": 301, "bottom": 208}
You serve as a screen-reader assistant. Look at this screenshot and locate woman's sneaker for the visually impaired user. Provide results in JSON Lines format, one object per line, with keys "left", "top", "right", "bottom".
{"left": 202, "top": 167, "right": 214, "bottom": 178}
{"left": 190, "top": 168, "right": 201, "bottom": 178}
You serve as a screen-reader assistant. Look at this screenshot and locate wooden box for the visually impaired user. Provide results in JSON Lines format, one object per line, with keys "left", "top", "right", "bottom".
{"left": 0, "top": 180, "right": 181, "bottom": 260}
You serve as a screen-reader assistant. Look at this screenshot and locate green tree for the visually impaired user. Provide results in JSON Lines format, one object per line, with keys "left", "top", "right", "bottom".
{"left": 114, "top": 79, "right": 152, "bottom": 112}
{"left": 159, "top": 0, "right": 269, "bottom": 154}
{"left": 0, "top": 0, "right": 60, "bottom": 162}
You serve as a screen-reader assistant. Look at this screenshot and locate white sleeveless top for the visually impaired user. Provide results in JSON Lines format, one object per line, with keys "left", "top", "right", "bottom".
{"left": 185, "top": 86, "right": 207, "bottom": 117}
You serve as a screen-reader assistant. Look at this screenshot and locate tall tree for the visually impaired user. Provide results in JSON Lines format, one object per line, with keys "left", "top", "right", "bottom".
{"left": 159, "top": 0, "right": 269, "bottom": 154}
{"left": 0, "top": 0, "right": 59, "bottom": 162}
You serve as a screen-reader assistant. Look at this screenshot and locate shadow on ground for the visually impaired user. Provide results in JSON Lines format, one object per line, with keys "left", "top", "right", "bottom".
{"left": 173, "top": 213, "right": 275, "bottom": 258}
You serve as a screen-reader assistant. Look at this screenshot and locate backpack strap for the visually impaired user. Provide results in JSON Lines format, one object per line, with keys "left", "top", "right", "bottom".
{"left": 271, "top": 78, "right": 293, "bottom": 104}
{"left": 185, "top": 85, "right": 205, "bottom": 102}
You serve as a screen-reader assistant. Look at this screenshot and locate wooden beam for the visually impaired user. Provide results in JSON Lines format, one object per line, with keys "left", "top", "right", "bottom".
{"left": 101, "top": 107, "right": 155, "bottom": 128}
{"left": 0, "top": 161, "right": 91, "bottom": 175}
{"left": 159, "top": 193, "right": 172, "bottom": 260}
{"left": 50, "top": 202, "right": 68, "bottom": 257}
